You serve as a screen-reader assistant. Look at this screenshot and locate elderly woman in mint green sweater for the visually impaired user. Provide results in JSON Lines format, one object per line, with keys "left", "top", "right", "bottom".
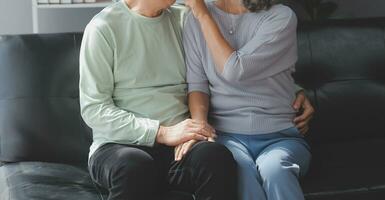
{"left": 79, "top": 0, "right": 314, "bottom": 200}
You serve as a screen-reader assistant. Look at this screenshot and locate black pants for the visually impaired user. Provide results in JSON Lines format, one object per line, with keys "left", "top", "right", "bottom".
{"left": 88, "top": 141, "right": 237, "bottom": 200}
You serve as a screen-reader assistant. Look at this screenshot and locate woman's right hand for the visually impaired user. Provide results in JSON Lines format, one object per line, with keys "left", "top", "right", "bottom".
{"left": 156, "top": 119, "right": 216, "bottom": 146}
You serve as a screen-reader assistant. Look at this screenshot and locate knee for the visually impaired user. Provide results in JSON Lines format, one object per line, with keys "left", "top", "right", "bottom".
{"left": 110, "top": 148, "right": 156, "bottom": 180}
{"left": 258, "top": 160, "right": 300, "bottom": 184}
{"left": 190, "top": 141, "right": 236, "bottom": 170}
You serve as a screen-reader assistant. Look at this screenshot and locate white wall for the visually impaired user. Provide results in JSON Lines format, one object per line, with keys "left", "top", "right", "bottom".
{"left": 0, "top": 0, "right": 104, "bottom": 35}
{"left": 36, "top": 8, "right": 103, "bottom": 34}
{"left": 0, "top": 0, "right": 33, "bottom": 35}
{"left": 1, "top": 0, "right": 385, "bottom": 35}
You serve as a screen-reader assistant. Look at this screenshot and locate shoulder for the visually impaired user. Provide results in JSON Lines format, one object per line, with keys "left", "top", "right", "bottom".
{"left": 87, "top": 1, "right": 125, "bottom": 33}
{"left": 84, "top": 2, "right": 126, "bottom": 42}
{"left": 264, "top": 4, "right": 297, "bottom": 27}
{"left": 269, "top": 4, "right": 295, "bottom": 16}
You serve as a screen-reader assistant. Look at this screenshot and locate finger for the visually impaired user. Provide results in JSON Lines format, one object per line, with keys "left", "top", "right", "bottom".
{"left": 176, "top": 143, "right": 186, "bottom": 161}
{"left": 208, "top": 137, "right": 215, "bottom": 142}
{"left": 303, "top": 126, "right": 309, "bottom": 134}
{"left": 294, "top": 106, "right": 314, "bottom": 123}
{"left": 182, "top": 141, "right": 196, "bottom": 157}
{"left": 188, "top": 133, "right": 207, "bottom": 141}
{"left": 202, "top": 125, "right": 217, "bottom": 138}
{"left": 189, "top": 121, "right": 217, "bottom": 138}
{"left": 303, "top": 98, "right": 315, "bottom": 113}
{"left": 304, "top": 102, "right": 315, "bottom": 118}
{"left": 296, "top": 115, "right": 311, "bottom": 128}
{"left": 179, "top": 140, "right": 195, "bottom": 160}
{"left": 293, "top": 92, "right": 305, "bottom": 111}
{"left": 191, "top": 127, "right": 213, "bottom": 137}
{"left": 174, "top": 145, "right": 182, "bottom": 160}
{"left": 299, "top": 126, "right": 309, "bottom": 135}
{"left": 201, "top": 123, "right": 217, "bottom": 137}
{"left": 295, "top": 121, "right": 308, "bottom": 130}
{"left": 205, "top": 124, "right": 217, "bottom": 137}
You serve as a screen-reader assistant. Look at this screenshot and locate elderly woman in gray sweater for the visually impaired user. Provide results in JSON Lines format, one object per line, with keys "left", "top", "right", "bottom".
{"left": 175, "top": 0, "right": 313, "bottom": 199}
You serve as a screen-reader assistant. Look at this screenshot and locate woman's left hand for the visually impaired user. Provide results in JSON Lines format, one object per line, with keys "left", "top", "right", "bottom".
{"left": 293, "top": 91, "right": 315, "bottom": 135}
{"left": 185, "top": 0, "right": 210, "bottom": 19}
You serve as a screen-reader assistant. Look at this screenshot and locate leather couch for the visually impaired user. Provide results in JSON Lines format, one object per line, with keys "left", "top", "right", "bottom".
{"left": 0, "top": 17, "right": 384, "bottom": 200}
{"left": 296, "top": 18, "right": 385, "bottom": 200}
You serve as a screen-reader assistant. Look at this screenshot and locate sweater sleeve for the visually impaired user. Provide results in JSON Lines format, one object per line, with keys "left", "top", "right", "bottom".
{"left": 221, "top": 6, "right": 298, "bottom": 82}
{"left": 184, "top": 13, "right": 210, "bottom": 95}
{"left": 79, "top": 24, "right": 159, "bottom": 147}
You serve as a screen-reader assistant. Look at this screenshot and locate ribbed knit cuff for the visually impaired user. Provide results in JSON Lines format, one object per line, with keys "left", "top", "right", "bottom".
{"left": 143, "top": 119, "right": 160, "bottom": 147}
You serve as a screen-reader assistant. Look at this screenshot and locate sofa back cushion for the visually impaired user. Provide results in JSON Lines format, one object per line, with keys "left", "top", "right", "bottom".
{"left": 1, "top": 18, "right": 385, "bottom": 167}
{"left": 295, "top": 18, "right": 385, "bottom": 144}
{"left": 0, "top": 33, "right": 91, "bottom": 166}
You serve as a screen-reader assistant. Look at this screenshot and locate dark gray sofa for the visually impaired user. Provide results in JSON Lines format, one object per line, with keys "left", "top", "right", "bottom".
{"left": 0, "top": 17, "right": 385, "bottom": 200}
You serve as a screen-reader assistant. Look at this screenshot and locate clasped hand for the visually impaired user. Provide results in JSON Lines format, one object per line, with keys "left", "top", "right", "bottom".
{"left": 156, "top": 119, "right": 216, "bottom": 160}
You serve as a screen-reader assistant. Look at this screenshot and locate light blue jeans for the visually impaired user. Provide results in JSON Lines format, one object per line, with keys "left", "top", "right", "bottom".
{"left": 216, "top": 127, "right": 311, "bottom": 200}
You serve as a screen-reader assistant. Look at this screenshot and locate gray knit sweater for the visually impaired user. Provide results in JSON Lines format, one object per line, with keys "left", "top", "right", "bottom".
{"left": 184, "top": 2, "right": 298, "bottom": 134}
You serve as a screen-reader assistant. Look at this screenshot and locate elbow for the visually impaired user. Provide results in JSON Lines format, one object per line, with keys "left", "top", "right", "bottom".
{"left": 79, "top": 99, "right": 102, "bottom": 128}
{"left": 80, "top": 103, "right": 94, "bottom": 127}
{"left": 221, "top": 51, "right": 244, "bottom": 82}
{"left": 221, "top": 63, "right": 243, "bottom": 83}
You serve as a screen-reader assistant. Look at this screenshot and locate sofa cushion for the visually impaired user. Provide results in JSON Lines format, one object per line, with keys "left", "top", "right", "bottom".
{"left": 307, "top": 80, "right": 385, "bottom": 143}
{"left": 0, "top": 162, "right": 106, "bottom": 200}
{"left": 295, "top": 18, "right": 385, "bottom": 144}
{"left": 0, "top": 162, "right": 195, "bottom": 200}
{"left": 295, "top": 18, "right": 385, "bottom": 89}
{"left": 301, "top": 138, "right": 385, "bottom": 199}
{"left": 0, "top": 33, "right": 91, "bottom": 166}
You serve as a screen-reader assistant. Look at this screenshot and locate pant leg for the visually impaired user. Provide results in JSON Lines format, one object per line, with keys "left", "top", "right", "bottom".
{"left": 167, "top": 141, "right": 238, "bottom": 200}
{"left": 216, "top": 134, "right": 267, "bottom": 200}
{"left": 255, "top": 138, "right": 311, "bottom": 200}
{"left": 88, "top": 143, "right": 165, "bottom": 200}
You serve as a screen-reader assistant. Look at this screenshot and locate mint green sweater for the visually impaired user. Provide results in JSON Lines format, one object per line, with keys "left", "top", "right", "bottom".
{"left": 79, "top": 1, "right": 188, "bottom": 158}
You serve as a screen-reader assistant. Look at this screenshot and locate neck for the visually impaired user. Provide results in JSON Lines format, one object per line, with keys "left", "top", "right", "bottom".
{"left": 216, "top": 0, "right": 248, "bottom": 14}
{"left": 125, "top": 0, "right": 163, "bottom": 18}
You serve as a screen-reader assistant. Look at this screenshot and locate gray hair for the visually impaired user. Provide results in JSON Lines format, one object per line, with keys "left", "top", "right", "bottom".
{"left": 242, "top": 0, "right": 274, "bottom": 12}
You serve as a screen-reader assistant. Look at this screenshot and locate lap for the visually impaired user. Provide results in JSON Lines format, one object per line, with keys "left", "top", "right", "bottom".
{"left": 169, "top": 140, "right": 235, "bottom": 175}
{"left": 88, "top": 143, "right": 172, "bottom": 189}
{"left": 216, "top": 134, "right": 256, "bottom": 171}
{"left": 89, "top": 143, "right": 164, "bottom": 169}
{"left": 216, "top": 132, "right": 311, "bottom": 177}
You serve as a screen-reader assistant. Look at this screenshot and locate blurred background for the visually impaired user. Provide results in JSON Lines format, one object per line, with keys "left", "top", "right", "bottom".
{"left": 1, "top": 0, "right": 385, "bottom": 35}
